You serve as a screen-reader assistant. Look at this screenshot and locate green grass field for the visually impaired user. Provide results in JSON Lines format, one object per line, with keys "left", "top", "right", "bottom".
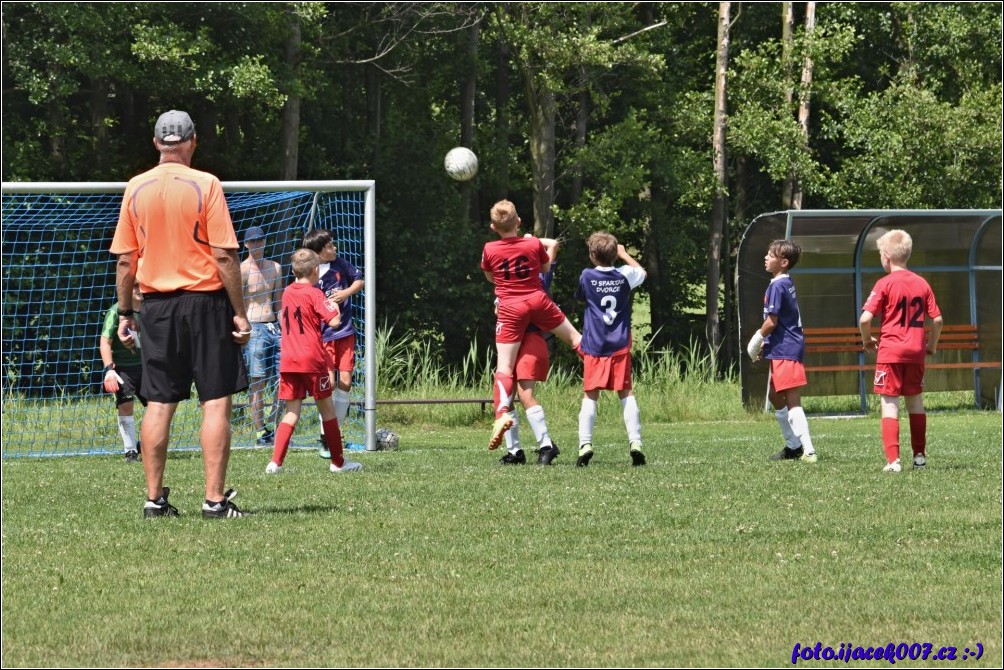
{"left": 2, "top": 408, "right": 1000, "bottom": 667}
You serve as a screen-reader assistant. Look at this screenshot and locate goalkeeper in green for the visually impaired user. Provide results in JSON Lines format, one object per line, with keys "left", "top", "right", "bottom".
{"left": 99, "top": 284, "right": 146, "bottom": 461}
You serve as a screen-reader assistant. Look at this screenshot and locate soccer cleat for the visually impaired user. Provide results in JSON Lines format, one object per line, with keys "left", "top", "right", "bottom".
{"left": 769, "top": 445, "right": 804, "bottom": 461}
{"left": 800, "top": 451, "right": 818, "bottom": 464}
{"left": 255, "top": 429, "right": 274, "bottom": 447}
{"left": 629, "top": 441, "right": 646, "bottom": 467}
{"left": 124, "top": 450, "right": 139, "bottom": 463}
{"left": 537, "top": 442, "right": 560, "bottom": 466}
{"left": 143, "top": 487, "right": 179, "bottom": 519}
{"left": 265, "top": 461, "right": 283, "bottom": 474}
{"left": 202, "top": 489, "right": 249, "bottom": 519}
{"left": 883, "top": 460, "right": 902, "bottom": 473}
{"left": 499, "top": 449, "right": 526, "bottom": 465}
{"left": 913, "top": 454, "right": 926, "bottom": 469}
{"left": 330, "top": 460, "right": 363, "bottom": 473}
{"left": 576, "top": 444, "right": 594, "bottom": 468}
{"left": 317, "top": 436, "right": 330, "bottom": 459}
{"left": 487, "top": 415, "right": 513, "bottom": 451}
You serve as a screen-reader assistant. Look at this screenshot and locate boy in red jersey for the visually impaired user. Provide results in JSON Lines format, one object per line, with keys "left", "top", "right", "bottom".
{"left": 266, "top": 249, "right": 363, "bottom": 475}
{"left": 481, "top": 200, "right": 581, "bottom": 450}
{"left": 860, "top": 230, "right": 943, "bottom": 473}
{"left": 499, "top": 235, "right": 561, "bottom": 466}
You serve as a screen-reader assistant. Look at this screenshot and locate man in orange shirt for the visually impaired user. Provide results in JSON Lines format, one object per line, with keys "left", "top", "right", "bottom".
{"left": 111, "top": 109, "right": 252, "bottom": 519}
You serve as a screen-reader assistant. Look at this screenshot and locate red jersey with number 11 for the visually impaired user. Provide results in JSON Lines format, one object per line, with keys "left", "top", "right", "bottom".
{"left": 279, "top": 282, "right": 340, "bottom": 373}
{"left": 481, "top": 236, "right": 550, "bottom": 302}
{"left": 862, "top": 269, "right": 941, "bottom": 364}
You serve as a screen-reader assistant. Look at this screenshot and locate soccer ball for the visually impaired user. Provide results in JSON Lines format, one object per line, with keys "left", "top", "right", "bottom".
{"left": 375, "top": 428, "right": 400, "bottom": 451}
{"left": 444, "top": 147, "right": 478, "bottom": 182}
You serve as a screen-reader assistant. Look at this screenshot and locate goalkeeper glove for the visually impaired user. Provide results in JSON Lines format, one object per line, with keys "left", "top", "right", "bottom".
{"left": 746, "top": 331, "right": 764, "bottom": 361}
{"left": 103, "top": 367, "right": 124, "bottom": 394}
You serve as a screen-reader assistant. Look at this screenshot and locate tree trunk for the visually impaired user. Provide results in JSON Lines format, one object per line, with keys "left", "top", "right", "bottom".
{"left": 791, "top": 1, "right": 816, "bottom": 210}
{"left": 89, "top": 77, "right": 109, "bottom": 176}
{"left": 526, "top": 77, "right": 556, "bottom": 238}
{"left": 571, "top": 74, "right": 589, "bottom": 206}
{"left": 366, "top": 63, "right": 382, "bottom": 160}
{"left": 494, "top": 42, "right": 511, "bottom": 203}
{"left": 280, "top": 12, "right": 302, "bottom": 180}
{"left": 706, "top": 1, "right": 731, "bottom": 353}
{"left": 461, "top": 22, "right": 478, "bottom": 222}
{"left": 781, "top": 1, "right": 796, "bottom": 209}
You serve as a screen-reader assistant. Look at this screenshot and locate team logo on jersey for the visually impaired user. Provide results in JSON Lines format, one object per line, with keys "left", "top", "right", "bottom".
{"left": 873, "top": 369, "right": 887, "bottom": 387}
{"left": 496, "top": 321, "right": 504, "bottom": 336}
{"left": 324, "top": 298, "right": 338, "bottom": 313}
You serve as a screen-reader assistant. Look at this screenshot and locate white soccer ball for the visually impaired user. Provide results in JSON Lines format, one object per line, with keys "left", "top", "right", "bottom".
{"left": 444, "top": 147, "right": 478, "bottom": 182}
{"left": 375, "top": 428, "right": 400, "bottom": 451}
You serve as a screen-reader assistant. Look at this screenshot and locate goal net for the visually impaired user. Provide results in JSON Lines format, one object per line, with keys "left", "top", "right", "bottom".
{"left": 1, "top": 181, "right": 376, "bottom": 457}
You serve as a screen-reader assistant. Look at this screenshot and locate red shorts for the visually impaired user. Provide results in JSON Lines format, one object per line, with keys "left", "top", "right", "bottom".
{"left": 769, "top": 359, "right": 807, "bottom": 393}
{"left": 323, "top": 335, "right": 355, "bottom": 372}
{"left": 496, "top": 292, "right": 566, "bottom": 344}
{"left": 873, "top": 362, "right": 925, "bottom": 397}
{"left": 515, "top": 331, "right": 549, "bottom": 382}
{"left": 278, "top": 371, "right": 334, "bottom": 401}
{"left": 583, "top": 349, "right": 632, "bottom": 392}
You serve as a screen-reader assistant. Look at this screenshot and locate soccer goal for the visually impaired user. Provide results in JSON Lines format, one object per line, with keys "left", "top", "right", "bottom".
{"left": 1, "top": 181, "right": 377, "bottom": 457}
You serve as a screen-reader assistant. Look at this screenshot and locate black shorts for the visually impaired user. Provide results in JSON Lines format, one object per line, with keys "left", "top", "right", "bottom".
{"left": 114, "top": 364, "right": 147, "bottom": 408}
{"left": 140, "top": 290, "right": 249, "bottom": 403}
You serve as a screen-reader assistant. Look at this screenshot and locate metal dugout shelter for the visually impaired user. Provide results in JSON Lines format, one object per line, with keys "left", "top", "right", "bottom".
{"left": 737, "top": 210, "right": 1002, "bottom": 412}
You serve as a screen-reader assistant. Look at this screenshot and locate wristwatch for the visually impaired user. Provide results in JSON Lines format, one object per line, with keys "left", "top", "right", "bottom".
{"left": 117, "top": 308, "right": 134, "bottom": 317}
{"left": 103, "top": 363, "right": 115, "bottom": 372}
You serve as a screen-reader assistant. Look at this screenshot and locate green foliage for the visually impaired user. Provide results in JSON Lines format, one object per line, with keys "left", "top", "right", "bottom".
{"left": 2, "top": 2, "right": 1001, "bottom": 365}
{"left": 821, "top": 83, "right": 1003, "bottom": 208}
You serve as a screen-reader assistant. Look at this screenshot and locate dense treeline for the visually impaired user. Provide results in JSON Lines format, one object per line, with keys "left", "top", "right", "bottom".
{"left": 3, "top": 2, "right": 1001, "bottom": 370}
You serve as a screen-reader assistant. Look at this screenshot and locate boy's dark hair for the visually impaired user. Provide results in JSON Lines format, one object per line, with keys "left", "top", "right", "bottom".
{"left": 587, "top": 232, "right": 618, "bottom": 266}
{"left": 302, "top": 229, "right": 332, "bottom": 253}
{"left": 768, "top": 239, "right": 801, "bottom": 270}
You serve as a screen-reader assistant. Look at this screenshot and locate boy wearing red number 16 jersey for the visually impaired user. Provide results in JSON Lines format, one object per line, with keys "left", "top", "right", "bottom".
{"left": 266, "top": 249, "right": 362, "bottom": 475}
{"left": 481, "top": 200, "right": 582, "bottom": 451}
{"left": 860, "top": 230, "right": 942, "bottom": 473}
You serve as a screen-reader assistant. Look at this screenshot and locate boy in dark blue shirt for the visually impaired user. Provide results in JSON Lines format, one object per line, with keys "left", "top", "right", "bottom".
{"left": 747, "top": 239, "right": 818, "bottom": 463}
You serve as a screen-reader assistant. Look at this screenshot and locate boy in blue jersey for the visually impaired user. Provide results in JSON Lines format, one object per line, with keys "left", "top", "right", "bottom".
{"left": 746, "top": 239, "right": 818, "bottom": 463}
{"left": 574, "top": 233, "right": 647, "bottom": 467}
{"left": 303, "top": 229, "right": 364, "bottom": 457}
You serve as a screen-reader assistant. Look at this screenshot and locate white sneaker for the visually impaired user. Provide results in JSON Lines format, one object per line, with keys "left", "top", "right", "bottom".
{"left": 265, "top": 462, "right": 283, "bottom": 474}
{"left": 882, "top": 460, "right": 902, "bottom": 473}
{"left": 330, "top": 460, "right": 363, "bottom": 473}
{"left": 913, "top": 454, "right": 926, "bottom": 468}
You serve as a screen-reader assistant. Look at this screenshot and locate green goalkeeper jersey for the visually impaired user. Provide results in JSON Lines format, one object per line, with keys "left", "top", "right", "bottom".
{"left": 101, "top": 303, "right": 143, "bottom": 368}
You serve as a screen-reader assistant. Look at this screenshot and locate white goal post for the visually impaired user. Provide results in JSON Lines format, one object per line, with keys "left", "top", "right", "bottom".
{"left": 1, "top": 180, "right": 377, "bottom": 456}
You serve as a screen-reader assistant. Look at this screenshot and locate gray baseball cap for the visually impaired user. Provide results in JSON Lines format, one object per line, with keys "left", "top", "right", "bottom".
{"left": 244, "top": 226, "right": 266, "bottom": 242}
{"left": 154, "top": 110, "right": 195, "bottom": 144}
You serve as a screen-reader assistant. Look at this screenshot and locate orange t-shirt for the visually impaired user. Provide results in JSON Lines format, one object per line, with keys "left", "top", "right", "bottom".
{"left": 110, "top": 163, "right": 238, "bottom": 293}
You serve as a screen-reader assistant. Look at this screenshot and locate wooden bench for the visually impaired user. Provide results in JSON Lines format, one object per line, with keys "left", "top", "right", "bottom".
{"left": 803, "top": 324, "right": 1001, "bottom": 373}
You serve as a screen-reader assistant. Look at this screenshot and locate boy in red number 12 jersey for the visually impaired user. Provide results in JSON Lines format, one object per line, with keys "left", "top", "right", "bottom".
{"left": 860, "top": 230, "right": 943, "bottom": 473}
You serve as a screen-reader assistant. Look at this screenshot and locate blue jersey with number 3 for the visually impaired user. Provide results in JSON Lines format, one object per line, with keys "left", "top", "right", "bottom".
{"left": 575, "top": 266, "right": 646, "bottom": 357}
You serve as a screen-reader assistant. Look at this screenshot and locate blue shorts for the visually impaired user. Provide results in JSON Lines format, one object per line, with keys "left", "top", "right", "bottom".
{"left": 244, "top": 321, "right": 281, "bottom": 379}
